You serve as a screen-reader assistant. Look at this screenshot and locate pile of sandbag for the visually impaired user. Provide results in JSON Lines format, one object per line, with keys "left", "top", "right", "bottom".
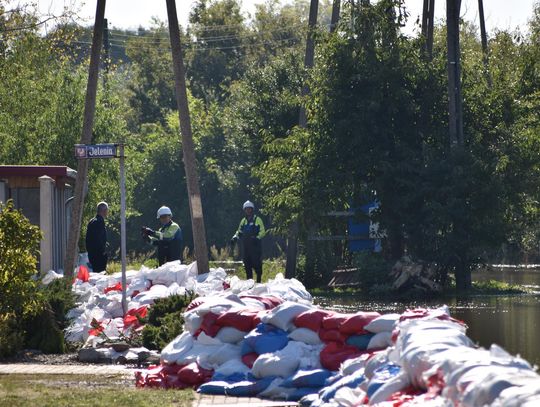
{"left": 65, "top": 261, "right": 312, "bottom": 348}
{"left": 136, "top": 295, "right": 540, "bottom": 406}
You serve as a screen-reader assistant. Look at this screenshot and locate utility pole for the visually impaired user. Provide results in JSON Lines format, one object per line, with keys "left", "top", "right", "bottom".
{"left": 422, "top": 0, "right": 435, "bottom": 59}
{"left": 64, "top": 0, "right": 106, "bottom": 279}
{"left": 166, "top": 0, "right": 209, "bottom": 275}
{"left": 330, "top": 0, "right": 341, "bottom": 33}
{"left": 478, "top": 0, "right": 492, "bottom": 86}
{"left": 103, "top": 18, "right": 110, "bottom": 81}
{"left": 285, "top": 0, "right": 319, "bottom": 279}
{"left": 446, "top": 0, "right": 464, "bottom": 147}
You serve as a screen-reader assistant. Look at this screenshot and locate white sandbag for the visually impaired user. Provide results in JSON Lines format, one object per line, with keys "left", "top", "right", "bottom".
{"left": 340, "top": 354, "right": 370, "bottom": 376}
{"left": 261, "top": 301, "right": 313, "bottom": 331}
{"left": 184, "top": 312, "right": 204, "bottom": 335}
{"left": 214, "top": 358, "right": 251, "bottom": 377}
{"left": 132, "top": 284, "right": 170, "bottom": 305}
{"left": 197, "top": 331, "right": 223, "bottom": 346}
{"left": 364, "top": 351, "right": 390, "bottom": 379}
{"left": 229, "top": 276, "right": 256, "bottom": 294}
{"left": 166, "top": 282, "right": 187, "bottom": 296}
{"left": 331, "top": 386, "right": 366, "bottom": 407}
{"left": 289, "top": 328, "right": 323, "bottom": 345}
{"left": 215, "top": 327, "right": 247, "bottom": 344}
{"left": 252, "top": 352, "right": 300, "bottom": 379}
{"left": 367, "top": 331, "right": 392, "bottom": 350}
{"left": 207, "top": 344, "right": 242, "bottom": 367}
{"left": 252, "top": 341, "right": 315, "bottom": 378}
{"left": 41, "top": 270, "right": 63, "bottom": 285}
{"left": 369, "top": 371, "right": 411, "bottom": 404}
{"left": 160, "top": 331, "right": 194, "bottom": 364}
{"left": 364, "top": 313, "right": 400, "bottom": 333}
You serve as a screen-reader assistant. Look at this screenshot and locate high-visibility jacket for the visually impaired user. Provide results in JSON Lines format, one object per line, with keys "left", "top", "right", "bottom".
{"left": 149, "top": 221, "right": 183, "bottom": 263}
{"left": 233, "top": 214, "right": 266, "bottom": 241}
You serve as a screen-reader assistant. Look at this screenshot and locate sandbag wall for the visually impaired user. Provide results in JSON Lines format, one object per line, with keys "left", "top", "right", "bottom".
{"left": 136, "top": 288, "right": 540, "bottom": 406}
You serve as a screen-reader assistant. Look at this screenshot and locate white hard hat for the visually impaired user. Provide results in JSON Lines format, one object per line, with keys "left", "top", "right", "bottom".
{"left": 243, "top": 200, "right": 255, "bottom": 210}
{"left": 157, "top": 206, "right": 172, "bottom": 218}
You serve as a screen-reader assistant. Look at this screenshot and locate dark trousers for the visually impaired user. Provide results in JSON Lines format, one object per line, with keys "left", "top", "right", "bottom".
{"left": 88, "top": 251, "right": 108, "bottom": 272}
{"left": 243, "top": 239, "right": 262, "bottom": 283}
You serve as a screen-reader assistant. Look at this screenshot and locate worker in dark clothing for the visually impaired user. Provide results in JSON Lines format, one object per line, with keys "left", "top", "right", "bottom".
{"left": 85, "top": 201, "right": 109, "bottom": 272}
{"left": 141, "top": 205, "right": 183, "bottom": 266}
{"left": 231, "top": 200, "right": 266, "bottom": 283}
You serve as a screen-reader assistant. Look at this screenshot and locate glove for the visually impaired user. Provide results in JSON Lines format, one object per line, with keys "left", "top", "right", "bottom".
{"left": 141, "top": 226, "right": 155, "bottom": 236}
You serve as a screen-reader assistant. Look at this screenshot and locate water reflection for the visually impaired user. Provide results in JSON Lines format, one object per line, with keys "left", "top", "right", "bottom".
{"left": 314, "top": 271, "right": 540, "bottom": 367}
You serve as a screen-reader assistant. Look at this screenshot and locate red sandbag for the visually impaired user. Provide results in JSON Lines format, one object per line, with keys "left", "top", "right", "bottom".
{"left": 294, "top": 309, "right": 335, "bottom": 332}
{"left": 124, "top": 306, "right": 148, "bottom": 328}
{"left": 177, "top": 362, "right": 214, "bottom": 385}
{"left": 240, "top": 295, "right": 284, "bottom": 310}
{"left": 215, "top": 309, "right": 260, "bottom": 332}
{"left": 195, "top": 312, "right": 221, "bottom": 337}
{"left": 186, "top": 298, "right": 205, "bottom": 312}
{"left": 76, "top": 265, "right": 90, "bottom": 282}
{"left": 339, "top": 312, "right": 381, "bottom": 335}
{"left": 319, "top": 328, "right": 348, "bottom": 343}
{"left": 322, "top": 313, "right": 352, "bottom": 330}
{"left": 242, "top": 352, "right": 259, "bottom": 368}
{"left": 320, "top": 342, "right": 364, "bottom": 371}
{"left": 104, "top": 281, "right": 122, "bottom": 293}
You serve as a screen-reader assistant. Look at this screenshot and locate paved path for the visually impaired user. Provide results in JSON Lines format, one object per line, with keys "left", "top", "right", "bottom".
{"left": 0, "top": 364, "right": 297, "bottom": 406}
{"left": 0, "top": 363, "right": 132, "bottom": 375}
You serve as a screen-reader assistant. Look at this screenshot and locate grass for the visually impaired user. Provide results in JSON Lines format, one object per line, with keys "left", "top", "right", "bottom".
{"left": 0, "top": 374, "right": 194, "bottom": 407}
{"left": 224, "top": 258, "right": 286, "bottom": 283}
{"left": 455, "top": 279, "right": 527, "bottom": 295}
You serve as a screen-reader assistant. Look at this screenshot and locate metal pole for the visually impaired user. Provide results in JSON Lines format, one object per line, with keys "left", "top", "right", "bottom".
{"left": 166, "top": 0, "right": 209, "bottom": 275}
{"left": 119, "top": 145, "right": 127, "bottom": 314}
{"left": 286, "top": 0, "right": 319, "bottom": 279}
{"left": 64, "top": 0, "right": 106, "bottom": 279}
{"left": 446, "top": 0, "right": 463, "bottom": 147}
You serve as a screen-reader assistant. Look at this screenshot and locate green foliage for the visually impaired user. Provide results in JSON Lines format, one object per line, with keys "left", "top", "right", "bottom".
{"left": 0, "top": 200, "right": 42, "bottom": 318}
{"left": 352, "top": 251, "right": 392, "bottom": 291}
{"left": 141, "top": 293, "right": 195, "bottom": 351}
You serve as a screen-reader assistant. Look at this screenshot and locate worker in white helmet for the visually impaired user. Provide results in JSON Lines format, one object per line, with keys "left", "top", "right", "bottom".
{"left": 141, "top": 206, "right": 183, "bottom": 265}
{"left": 231, "top": 200, "right": 266, "bottom": 282}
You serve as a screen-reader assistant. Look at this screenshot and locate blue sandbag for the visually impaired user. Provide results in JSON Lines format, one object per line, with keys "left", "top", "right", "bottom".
{"left": 241, "top": 323, "right": 289, "bottom": 356}
{"left": 212, "top": 371, "right": 249, "bottom": 382}
{"left": 225, "top": 376, "right": 275, "bottom": 397}
{"left": 198, "top": 380, "right": 230, "bottom": 395}
{"left": 346, "top": 333, "right": 375, "bottom": 350}
{"left": 366, "top": 363, "right": 401, "bottom": 398}
{"left": 319, "top": 369, "right": 366, "bottom": 402}
{"left": 298, "top": 393, "right": 321, "bottom": 407}
{"left": 282, "top": 369, "right": 334, "bottom": 388}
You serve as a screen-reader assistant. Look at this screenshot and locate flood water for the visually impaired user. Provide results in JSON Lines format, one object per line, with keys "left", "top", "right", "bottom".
{"left": 314, "top": 268, "right": 540, "bottom": 367}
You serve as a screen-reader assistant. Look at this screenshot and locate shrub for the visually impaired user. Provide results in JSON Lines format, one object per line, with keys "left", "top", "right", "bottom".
{"left": 352, "top": 251, "right": 392, "bottom": 291}
{"left": 141, "top": 293, "right": 196, "bottom": 351}
{"left": 0, "top": 200, "right": 42, "bottom": 357}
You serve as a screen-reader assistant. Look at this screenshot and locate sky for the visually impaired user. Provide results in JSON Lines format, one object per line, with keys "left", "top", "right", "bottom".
{"left": 25, "top": 0, "right": 539, "bottom": 35}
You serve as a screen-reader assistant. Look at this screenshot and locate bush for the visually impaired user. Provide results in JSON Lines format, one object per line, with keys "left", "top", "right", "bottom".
{"left": 0, "top": 200, "right": 42, "bottom": 357}
{"left": 352, "top": 251, "right": 392, "bottom": 291}
{"left": 141, "top": 293, "right": 196, "bottom": 351}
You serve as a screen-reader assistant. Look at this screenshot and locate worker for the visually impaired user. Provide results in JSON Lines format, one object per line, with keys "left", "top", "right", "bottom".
{"left": 141, "top": 206, "right": 183, "bottom": 266}
{"left": 231, "top": 200, "right": 266, "bottom": 283}
{"left": 85, "top": 201, "right": 109, "bottom": 272}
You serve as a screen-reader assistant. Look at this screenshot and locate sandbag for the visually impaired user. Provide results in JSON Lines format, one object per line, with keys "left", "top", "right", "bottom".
{"left": 364, "top": 313, "right": 400, "bottom": 333}
{"left": 366, "top": 363, "right": 402, "bottom": 398}
{"left": 215, "top": 309, "right": 259, "bottom": 332}
{"left": 282, "top": 369, "right": 334, "bottom": 388}
{"left": 368, "top": 370, "right": 410, "bottom": 404}
{"left": 214, "top": 358, "right": 251, "bottom": 378}
{"left": 367, "top": 331, "right": 392, "bottom": 350}
{"left": 294, "top": 309, "right": 334, "bottom": 332}
{"left": 288, "top": 327, "right": 323, "bottom": 345}
{"left": 261, "top": 301, "right": 312, "bottom": 331}
{"left": 225, "top": 376, "right": 275, "bottom": 397}
{"left": 215, "top": 326, "right": 247, "bottom": 344}
{"left": 339, "top": 311, "right": 380, "bottom": 335}
{"left": 177, "top": 362, "right": 214, "bottom": 385}
{"left": 198, "top": 380, "right": 229, "bottom": 395}
{"left": 207, "top": 344, "right": 242, "bottom": 367}
{"left": 346, "top": 333, "right": 375, "bottom": 351}
{"left": 319, "top": 329, "right": 348, "bottom": 343}
{"left": 319, "top": 368, "right": 366, "bottom": 402}
{"left": 322, "top": 313, "right": 351, "bottom": 330}
{"left": 320, "top": 342, "right": 364, "bottom": 371}
{"left": 241, "top": 323, "right": 289, "bottom": 356}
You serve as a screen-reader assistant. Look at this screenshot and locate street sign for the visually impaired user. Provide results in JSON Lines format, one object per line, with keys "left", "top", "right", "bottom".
{"left": 75, "top": 143, "right": 118, "bottom": 159}
{"left": 74, "top": 142, "right": 128, "bottom": 314}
